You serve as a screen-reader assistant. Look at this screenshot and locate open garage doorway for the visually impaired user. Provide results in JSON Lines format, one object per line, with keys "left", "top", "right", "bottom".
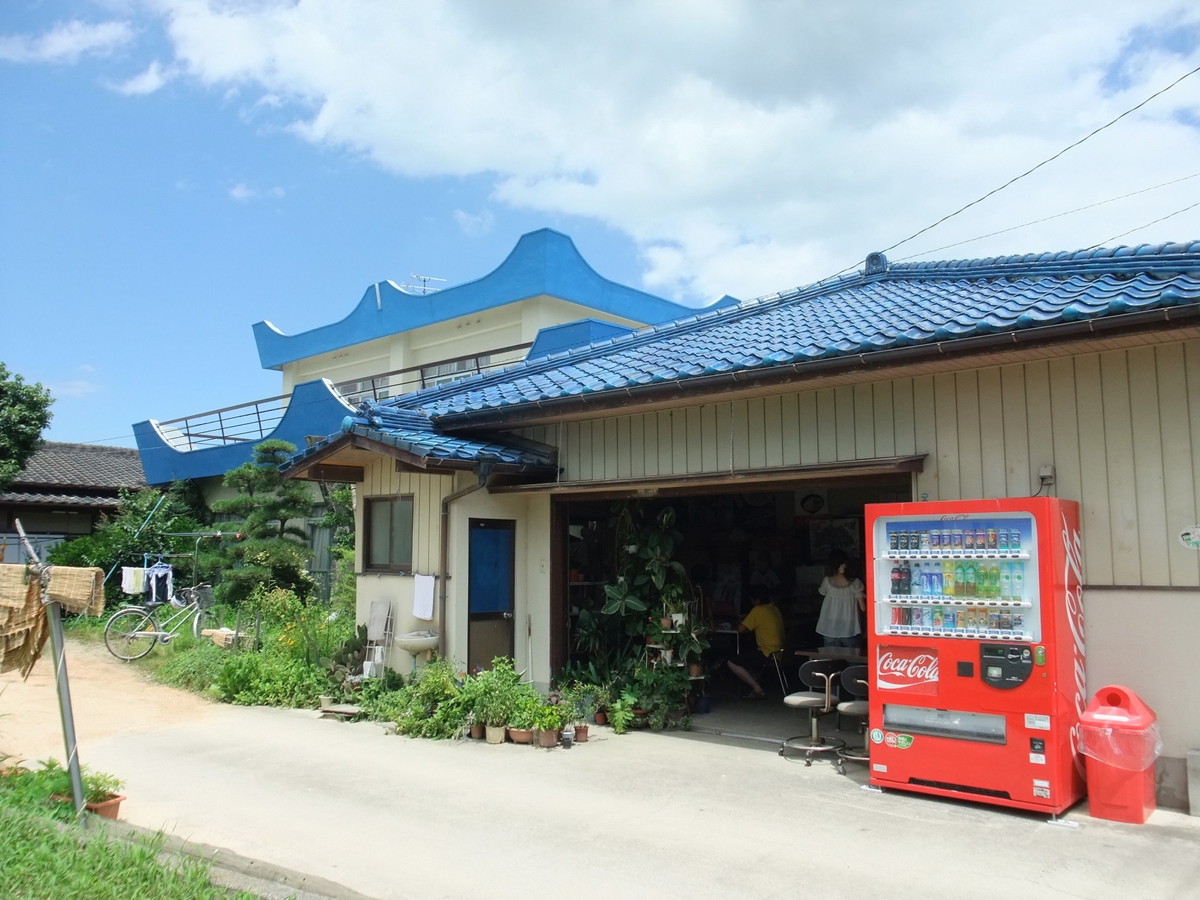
{"left": 553, "top": 477, "right": 912, "bottom": 743}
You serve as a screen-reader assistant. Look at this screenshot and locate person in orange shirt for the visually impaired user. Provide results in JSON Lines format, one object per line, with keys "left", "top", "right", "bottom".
{"left": 726, "top": 586, "right": 785, "bottom": 698}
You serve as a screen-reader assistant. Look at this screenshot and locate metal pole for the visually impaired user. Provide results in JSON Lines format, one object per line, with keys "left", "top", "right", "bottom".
{"left": 15, "top": 519, "right": 86, "bottom": 818}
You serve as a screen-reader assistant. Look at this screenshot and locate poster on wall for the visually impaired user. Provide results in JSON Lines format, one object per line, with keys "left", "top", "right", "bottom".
{"left": 809, "top": 517, "right": 861, "bottom": 561}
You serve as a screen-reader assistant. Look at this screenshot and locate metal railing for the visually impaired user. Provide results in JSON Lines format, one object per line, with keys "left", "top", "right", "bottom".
{"left": 153, "top": 342, "right": 532, "bottom": 451}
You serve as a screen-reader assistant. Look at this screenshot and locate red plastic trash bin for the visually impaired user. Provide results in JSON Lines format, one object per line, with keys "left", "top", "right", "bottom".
{"left": 1077, "top": 685, "right": 1162, "bottom": 824}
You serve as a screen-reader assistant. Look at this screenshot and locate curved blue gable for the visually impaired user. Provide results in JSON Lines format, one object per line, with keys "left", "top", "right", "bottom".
{"left": 253, "top": 228, "right": 736, "bottom": 370}
{"left": 134, "top": 380, "right": 356, "bottom": 485}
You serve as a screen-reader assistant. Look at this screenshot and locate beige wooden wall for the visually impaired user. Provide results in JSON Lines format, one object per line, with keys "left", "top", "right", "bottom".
{"left": 536, "top": 339, "right": 1200, "bottom": 590}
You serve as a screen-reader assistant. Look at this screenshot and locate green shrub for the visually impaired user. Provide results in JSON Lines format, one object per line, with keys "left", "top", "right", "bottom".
{"left": 213, "top": 649, "right": 326, "bottom": 707}
{"left": 384, "top": 657, "right": 468, "bottom": 739}
{"left": 154, "top": 642, "right": 227, "bottom": 695}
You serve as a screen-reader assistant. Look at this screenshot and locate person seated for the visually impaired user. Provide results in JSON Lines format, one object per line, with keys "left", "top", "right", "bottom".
{"left": 726, "top": 586, "right": 785, "bottom": 698}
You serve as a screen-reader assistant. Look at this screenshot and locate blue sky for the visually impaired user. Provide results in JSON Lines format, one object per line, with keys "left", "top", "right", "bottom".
{"left": 2, "top": 2, "right": 1198, "bottom": 449}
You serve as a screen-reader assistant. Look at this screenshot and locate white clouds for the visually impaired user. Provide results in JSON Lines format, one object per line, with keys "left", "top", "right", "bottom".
{"left": 112, "top": 59, "right": 171, "bottom": 94}
{"left": 229, "top": 182, "right": 285, "bottom": 202}
{"left": 0, "top": 20, "right": 134, "bottom": 63}
{"left": 50, "top": 378, "right": 102, "bottom": 400}
{"left": 52, "top": 1, "right": 1200, "bottom": 300}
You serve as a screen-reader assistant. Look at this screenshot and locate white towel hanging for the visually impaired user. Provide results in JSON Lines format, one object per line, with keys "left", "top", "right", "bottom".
{"left": 413, "top": 574, "right": 435, "bottom": 620}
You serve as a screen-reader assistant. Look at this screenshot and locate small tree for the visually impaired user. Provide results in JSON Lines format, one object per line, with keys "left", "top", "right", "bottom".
{"left": 207, "top": 439, "right": 316, "bottom": 605}
{"left": 0, "top": 362, "right": 52, "bottom": 492}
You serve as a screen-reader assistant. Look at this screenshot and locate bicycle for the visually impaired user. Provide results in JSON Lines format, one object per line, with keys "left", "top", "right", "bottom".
{"left": 103, "top": 584, "right": 216, "bottom": 661}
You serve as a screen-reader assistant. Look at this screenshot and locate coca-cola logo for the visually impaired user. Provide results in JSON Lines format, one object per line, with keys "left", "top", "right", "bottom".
{"left": 876, "top": 647, "right": 939, "bottom": 692}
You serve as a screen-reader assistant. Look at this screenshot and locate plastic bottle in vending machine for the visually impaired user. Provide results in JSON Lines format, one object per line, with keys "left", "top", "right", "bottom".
{"left": 1011, "top": 560, "right": 1025, "bottom": 599}
{"left": 901, "top": 560, "right": 913, "bottom": 594}
{"left": 942, "top": 560, "right": 956, "bottom": 597}
{"left": 910, "top": 562, "right": 923, "bottom": 597}
{"left": 999, "top": 561, "right": 1012, "bottom": 601}
{"left": 954, "top": 559, "right": 966, "bottom": 596}
{"left": 927, "top": 563, "right": 942, "bottom": 596}
{"left": 963, "top": 560, "right": 977, "bottom": 596}
{"left": 987, "top": 563, "right": 1001, "bottom": 599}
{"left": 890, "top": 562, "right": 904, "bottom": 596}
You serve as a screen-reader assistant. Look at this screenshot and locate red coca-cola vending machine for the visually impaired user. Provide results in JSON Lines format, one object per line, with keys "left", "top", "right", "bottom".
{"left": 864, "top": 497, "right": 1086, "bottom": 815}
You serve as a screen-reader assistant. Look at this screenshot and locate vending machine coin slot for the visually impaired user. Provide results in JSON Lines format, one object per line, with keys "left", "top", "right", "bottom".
{"left": 980, "top": 643, "right": 1033, "bottom": 690}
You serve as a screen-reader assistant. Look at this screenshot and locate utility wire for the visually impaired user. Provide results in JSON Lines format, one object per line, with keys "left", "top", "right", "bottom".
{"left": 819, "top": 62, "right": 1200, "bottom": 283}
{"left": 895, "top": 172, "right": 1200, "bottom": 261}
{"left": 876, "top": 62, "right": 1200, "bottom": 258}
{"left": 1087, "top": 200, "right": 1200, "bottom": 249}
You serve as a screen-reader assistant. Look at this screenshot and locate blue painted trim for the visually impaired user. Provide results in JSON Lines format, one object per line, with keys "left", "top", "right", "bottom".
{"left": 252, "top": 228, "right": 736, "bottom": 370}
{"left": 134, "top": 380, "right": 356, "bottom": 484}
{"left": 527, "top": 318, "right": 638, "bottom": 359}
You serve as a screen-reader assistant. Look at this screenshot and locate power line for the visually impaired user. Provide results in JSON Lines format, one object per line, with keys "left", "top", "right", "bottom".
{"left": 895, "top": 172, "right": 1200, "bottom": 261}
{"left": 818, "top": 61, "right": 1200, "bottom": 284}
{"left": 876, "top": 62, "right": 1200, "bottom": 259}
{"left": 1087, "top": 200, "right": 1200, "bottom": 249}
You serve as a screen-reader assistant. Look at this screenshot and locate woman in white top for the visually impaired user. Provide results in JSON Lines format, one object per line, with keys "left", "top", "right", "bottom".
{"left": 816, "top": 557, "right": 866, "bottom": 648}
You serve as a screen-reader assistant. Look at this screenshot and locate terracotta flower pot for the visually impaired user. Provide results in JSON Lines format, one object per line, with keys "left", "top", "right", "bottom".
{"left": 574, "top": 724, "right": 590, "bottom": 743}
{"left": 86, "top": 794, "right": 125, "bottom": 820}
{"left": 594, "top": 710, "right": 608, "bottom": 725}
{"left": 507, "top": 727, "right": 534, "bottom": 744}
{"left": 469, "top": 723, "right": 485, "bottom": 740}
{"left": 537, "top": 728, "right": 561, "bottom": 748}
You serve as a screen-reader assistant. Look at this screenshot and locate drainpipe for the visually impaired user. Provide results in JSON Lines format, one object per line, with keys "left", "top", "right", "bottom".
{"left": 438, "top": 472, "right": 488, "bottom": 659}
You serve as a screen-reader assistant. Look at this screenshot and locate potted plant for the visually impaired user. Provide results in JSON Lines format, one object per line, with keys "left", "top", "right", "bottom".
{"left": 506, "top": 689, "right": 540, "bottom": 744}
{"left": 39, "top": 758, "right": 126, "bottom": 819}
{"left": 474, "top": 657, "right": 522, "bottom": 744}
{"left": 606, "top": 690, "right": 637, "bottom": 734}
{"left": 534, "top": 700, "right": 567, "bottom": 747}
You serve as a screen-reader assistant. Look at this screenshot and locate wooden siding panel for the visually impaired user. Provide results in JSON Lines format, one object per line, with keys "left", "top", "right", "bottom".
{"left": 1023, "top": 362, "right": 1054, "bottom": 496}
{"left": 779, "top": 394, "right": 800, "bottom": 465}
{"left": 798, "top": 391, "right": 819, "bottom": 465}
{"left": 1100, "top": 351, "right": 1140, "bottom": 584}
{"left": 1128, "top": 347, "right": 1170, "bottom": 584}
{"left": 816, "top": 389, "right": 838, "bottom": 462}
{"left": 747, "top": 398, "right": 767, "bottom": 468}
{"left": 656, "top": 411, "right": 672, "bottom": 476}
{"left": 701, "top": 404, "right": 719, "bottom": 472}
{"left": 616, "top": 416, "right": 632, "bottom": 479}
{"left": 1074, "top": 354, "right": 1113, "bottom": 584}
{"left": 1046, "top": 358, "right": 1083, "bottom": 502}
{"left": 873, "top": 382, "right": 896, "bottom": 458}
{"left": 629, "top": 415, "right": 645, "bottom": 478}
{"left": 977, "top": 367, "right": 1007, "bottom": 498}
{"left": 1167, "top": 343, "right": 1200, "bottom": 584}
{"left": 854, "top": 383, "right": 875, "bottom": 459}
{"left": 685, "top": 407, "right": 703, "bottom": 473}
{"left": 835, "top": 386, "right": 855, "bottom": 460}
{"left": 893, "top": 378, "right": 916, "bottom": 457}
{"left": 604, "top": 418, "right": 619, "bottom": 480}
{"left": 763, "top": 395, "right": 784, "bottom": 467}
{"left": 933, "top": 374, "right": 960, "bottom": 499}
{"left": 671, "top": 409, "right": 688, "bottom": 474}
{"left": 912, "top": 376, "right": 938, "bottom": 500}
{"left": 731, "top": 401, "right": 750, "bottom": 470}
{"left": 643, "top": 413, "right": 660, "bottom": 477}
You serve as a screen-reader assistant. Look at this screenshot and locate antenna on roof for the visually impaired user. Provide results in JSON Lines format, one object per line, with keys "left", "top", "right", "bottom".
{"left": 399, "top": 274, "right": 447, "bottom": 295}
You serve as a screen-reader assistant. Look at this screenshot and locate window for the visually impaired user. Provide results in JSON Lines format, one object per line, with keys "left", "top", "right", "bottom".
{"left": 420, "top": 354, "right": 491, "bottom": 388}
{"left": 365, "top": 496, "right": 414, "bottom": 572}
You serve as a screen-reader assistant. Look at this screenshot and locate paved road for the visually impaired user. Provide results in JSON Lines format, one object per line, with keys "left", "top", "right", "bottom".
{"left": 5, "top": 643, "right": 1200, "bottom": 899}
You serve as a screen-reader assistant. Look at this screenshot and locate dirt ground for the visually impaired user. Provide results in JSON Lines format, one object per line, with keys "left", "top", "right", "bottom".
{"left": 0, "top": 636, "right": 216, "bottom": 767}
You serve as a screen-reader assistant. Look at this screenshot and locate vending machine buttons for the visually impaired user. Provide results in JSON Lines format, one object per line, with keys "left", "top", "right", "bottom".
{"left": 1034, "top": 646, "right": 1046, "bottom": 666}
{"left": 979, "top": 643, "right": 1033, "bottom": 689}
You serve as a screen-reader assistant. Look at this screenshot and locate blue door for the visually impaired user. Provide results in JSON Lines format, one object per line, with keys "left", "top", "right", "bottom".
{"left": 468, "top": 519, "right": 515, "bottom": 672}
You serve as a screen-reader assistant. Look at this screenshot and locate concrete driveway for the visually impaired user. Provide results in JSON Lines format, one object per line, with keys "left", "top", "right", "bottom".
{"left": 5, "top": 642, "right": 1199, "bottom": 899}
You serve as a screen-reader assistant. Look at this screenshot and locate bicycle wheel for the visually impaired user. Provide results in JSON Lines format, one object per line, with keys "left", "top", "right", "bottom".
{"left": 191, "top": 603, "right": 210, "bottom": 639}
{"left": 104, "top": 608, "right": 159, "bottom": 661}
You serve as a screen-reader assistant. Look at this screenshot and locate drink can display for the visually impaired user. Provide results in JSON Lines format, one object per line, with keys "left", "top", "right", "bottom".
{"left": 898, "top": 530, "right": 910, "bottom": 551}
{"left": 1009, "top": 529, "right": 1021, "bottom": 552}
{"left": 943, "top": 608, "right": 956, "bottom": 629}
{"left": 997, "top": 528, "right": 1009, "bottom": 552}
{"left": 930, "top": 530, "right": 941, "bottom": 551}
{"left": 975, "top": 528, "right": 988, "bottom": 551}
{"left": 931, "top": 606, "right": 943, "bottom": 629}
{"left": 918, "top": 530, "right": 931, "bottom": 553}
{"left": 891, "top": 605, "right": 905, "bottom": 626}
{"left": 964, "top": 529, "right": 975, "bottom": 551}
{"left": 951, "top": 530, "right": 964, "bottom": 551}
{"left": 889, "top": 530, "right": 899, "bottom": 551}
{"left": 986, "top": 528, "right": 998, "bottom": 550}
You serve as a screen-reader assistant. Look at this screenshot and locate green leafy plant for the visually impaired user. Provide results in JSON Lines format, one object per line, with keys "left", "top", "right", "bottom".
{"left": 506, "top": 689, "right": 541, "bottom": 730}
{"left": 473, "top": 657, "right": 524, "bottom": 727}
{"left": 606, "top": 690, "right": 637, "bottom": 734}
{"left": 384, "top": 657, "right": 467, "bottom": 739}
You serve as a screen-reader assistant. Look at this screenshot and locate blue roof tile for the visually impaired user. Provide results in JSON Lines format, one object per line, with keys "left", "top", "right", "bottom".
{"left": 334, "top": 241, "right": 1198, "bottom": 455}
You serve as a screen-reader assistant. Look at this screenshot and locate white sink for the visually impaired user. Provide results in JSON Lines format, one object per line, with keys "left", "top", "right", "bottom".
{"left": 394, "top": 630, "right": 439, "bottom": 654}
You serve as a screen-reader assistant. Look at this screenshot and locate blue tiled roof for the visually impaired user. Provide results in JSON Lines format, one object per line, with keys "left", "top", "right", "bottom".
{"left": 385, "top": 241, "right": 1200, "bottom": 419}
{"left": 288, "top": 401, "right": 556, "bottom": 470}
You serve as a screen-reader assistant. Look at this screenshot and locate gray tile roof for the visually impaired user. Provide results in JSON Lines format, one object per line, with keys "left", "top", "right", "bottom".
{"left": 1, "top": 442, "right": 146, "bottom": 509}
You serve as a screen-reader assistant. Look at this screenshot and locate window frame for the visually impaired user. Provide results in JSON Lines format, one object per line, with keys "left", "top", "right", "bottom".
{"left": 363, "top": 494, "right": 415, "bottom": 573}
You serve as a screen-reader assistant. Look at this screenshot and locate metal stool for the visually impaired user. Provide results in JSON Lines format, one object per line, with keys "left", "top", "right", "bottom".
{"left": 780, "top": 659, "right": 846, "bottom": 765}
{"left": 834, "top": 664, "right": 870, "bottom": 775}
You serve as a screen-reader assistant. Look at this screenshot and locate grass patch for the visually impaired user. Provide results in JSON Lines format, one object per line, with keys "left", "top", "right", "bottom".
{"left": 0, "top": 767, "right": 255, "bottom": 899}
